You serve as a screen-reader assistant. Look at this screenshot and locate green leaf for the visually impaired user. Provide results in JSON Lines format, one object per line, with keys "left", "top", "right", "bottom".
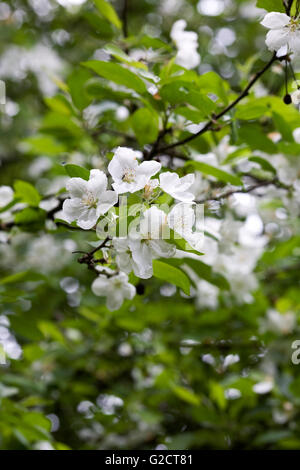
{"left": 65, "top": 164, "right": 90, "bottom": 180}
{"left": 14, "top": 181, "right": 41, "bottom": 206}
{"left": 14, "top": 208, "right": 46, "bottom": 226}
{"left": 23, "top": 412, "right": 52, "bottom": 432}
{"left": 272, "top": 111, "right": 294, "bottom": 142}
{"left": 104, "top": 44, "right": 147, "bottom": 69}
{"left": 238, "top": 124, "right": 277, "bottom": 154}
{"left": 174, "top": 107, "right": 207, "bottom": 124}
{"left": 235, "top": 102, "right": 269, "bottom": 120}
{"left": 20, "top": 135, "right": 66, "bottom": 156}
{"left": 0, "top": 271, "right": 45, "bottom": 285}
{"left": 152, "top": 260, "right": 191, "bottom": 295}
{"left": 160, "top": 82, "right": 215, "bottom": 117}
{"left": 256, "top": 0, "right": 285, "bottom": 12}
{"left": 44, "top": 95, "right": 74, "bottom": 116}
{"left": 185, "top": 161, "right": 242, "bottom": 186}
{"left": 84, "top": 12, "right": 115, "bottom": 39}
{"left": 171, "top": 385, "right": 200, "bottom": 406}
{"left": 197, "top": 71, "right": 229, "bottom": 105}
{"left": 249, "top": 156, "right": 276, "bottom": 174}
{"left": 169, "top": 258, "right": 230, "bottom": 290}
{"left": 68, "top": 68, "right": 92, "bottom": 111}
{"left": 82, "top": 60, "right": 147, "bottom": 95}
{"left": 131, "top": 108, "right": 159, "bottom": 146}
{"left": 38, "top": 321, "right": 66, "bottom": 346}
{"left": 93, "top": 0, "right": 122, "bottom": 29}
{"left": 167, "top": 230, "right": 203, "bottom": 256}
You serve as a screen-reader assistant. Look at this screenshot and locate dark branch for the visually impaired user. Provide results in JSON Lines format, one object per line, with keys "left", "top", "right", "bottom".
{"left": 122, "top": 0, "right": 129, "bottom": 39}
{"left": 284, "top": 0, "right": 294, "bottom": 15}
{"left": 76, "top": 237, "right": 110, "bottom": 272}
{"left": 197, "top": 177, "right": 287, "bottom": 204}
{"left": 154, "top": 52, "right": 278, "bottom": 154}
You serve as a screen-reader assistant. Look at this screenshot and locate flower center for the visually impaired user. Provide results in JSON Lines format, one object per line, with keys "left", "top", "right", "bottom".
{"left": 113, "top": 280, "right": 123, "bottom": 288}
{"left": 288, "top": 17, "right": 300, "bottom": 33}
{"left": 81, "top": 192, "right": 97, "bottom": 208}
{"left": 122, "top": 167, "right": 136, "bottom": 183}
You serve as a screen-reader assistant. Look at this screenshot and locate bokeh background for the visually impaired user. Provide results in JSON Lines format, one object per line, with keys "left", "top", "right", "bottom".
{"left": 1, "top": 0, "right": 300, "bottom": 450}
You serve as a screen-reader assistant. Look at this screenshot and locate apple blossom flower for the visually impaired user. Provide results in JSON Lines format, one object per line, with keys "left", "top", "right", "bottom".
{"left": 260, "top": 12, "right": 300, "bottom": 57}
{"left": 252, "top": 380, "right": 274, "bottom": 395}
{"left": 108, "top": 147, "right": 161, "bottom": 194}
{"left": 170, "top": 20, "right": 200, "bottom": 69}
{"left": 293, "top": 127, "right": 300, "bottom": 142}
{"left": 129, "top": 206, "right": 176, "bottom": 279}
{"left": 91, "top": 271, "right": 136, "bottom": 311}
{"left": 62, "top": 169, "right": 117, "bottom": 230}
{"left": 167, "top": 202, "right": 202, "bottom": 250}
{"left": 0, "top": 186, "right": 14, "bottom": 209}
{"left": 159, "top": 172, "right": 195, "bottom": 202}
{"left": 291, "top": 89, "right": 300, "bottom": 106}
{"left": 112, "top": 237, "right": 134, "bottom": 275}
{"left": 167, "top": 203, "right": 195, "bottom": 239}
{"left": 263, "top": 309, "right": 296, "bottom": 335}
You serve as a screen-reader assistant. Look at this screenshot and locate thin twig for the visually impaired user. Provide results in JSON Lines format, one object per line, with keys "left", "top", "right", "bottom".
{"left": 284, "top": 0, "right": 294, "bottom": 15}
{"left": 197, "top": 178, "right": 284, "bottom": 204}
{"left": 122, "top": 0, "right": 129, "bottom": 39}
{"left": 155, "top": 52, "right": 278, "bottom": 154}
{"left": 76, "top": 237, "right": 110, "bottom": 271}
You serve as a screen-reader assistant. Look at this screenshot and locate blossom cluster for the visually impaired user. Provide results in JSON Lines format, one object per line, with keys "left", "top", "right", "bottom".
{"left": 261, "top": 12, "right": 300, "bottom": 58}
{"left": 60, "top": 147, "right": 199, "bottom": 310}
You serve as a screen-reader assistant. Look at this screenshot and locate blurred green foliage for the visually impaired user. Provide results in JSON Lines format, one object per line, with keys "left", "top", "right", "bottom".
{"left": 1, "top": 0, "right": 300, "bottom": 451}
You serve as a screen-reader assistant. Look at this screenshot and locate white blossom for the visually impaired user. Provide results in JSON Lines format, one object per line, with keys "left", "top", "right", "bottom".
{"left": 0, "top": 44, "right": 65, "bottom": 95}
{"left": 170, "top": 20, "right": 200, "bottom": 69}
{"left": 263, "top": 309, "right": 296, "bottom": 335}
{"left": 159, "top": 172, "right": 195, "bottom": 202}
{"left": 253, "top": 380, "right": 273, "bottom": 394}
{"left": 0, "top": 186, "right": 14, "bottom": 208}
{"left": 291, "top": 89, "right": 300, "bottom": 106}
{"left": 261, "top": 12, "right": 300, "bottom": 57}
{"left": 108, "top": 147, "right": 161, "bottom": 194}
{"left": 62, "top": 169, "right": 117, "bottom": 230}
{"left": 293, "top": 127, "right": 300, "bottom": 142}
{"left": 167, "top": 202, "right": 202, "bottom": 250}
{"left": 118, "top": 206, "right": 176, "bottom": 279}
{"left": 91, "top": 272, "right": 136, "bottom": 311}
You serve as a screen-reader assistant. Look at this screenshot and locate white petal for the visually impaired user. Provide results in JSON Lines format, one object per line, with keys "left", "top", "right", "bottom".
{"left": 160, "top": 172, "right": 195, "bottom": 202}
{"left": 171, "top": 19, "right": 187, "bottom": 41}
{"left": 91, "top": 275, "right": 111, "bottom": 296}
{"left": 265, "top": 29, "right": 289, "bottom": 51}
{"left": 0, "top": 186, "right": 14, "bottom": 208}
{"left": 149, "top": 239, "right": 176, "bottom": 258}
{"left": 106, "top": 291, "right": 125, "bottom": 311}
{"left": 66, "top": 178, "right": 87, "bottom": 198}
{"left": 289, "top": 33, "right": 300, "bottom": 55}
{"left": 96, "top": 190, "right": 118, "bottom": 215}
{"left": 62, "top": 198, "right": 82, "bottom": 223}
{"left": 122, "top": 282, "right": 136, "bottom": 300}
{"left": 177, "top": 173, "right": 195, "bottom": 191}
{"left": 77, "top": 208, "right": 98, "bottom": 230}
{"left": 112, "top": 181, "right": 136, "bottom": 194}
{"left": 276, "top": 44, "right": 288, "bottom": 57}
{"left": 87, "top": 170, "right": 108, "bottom": 198}
{"left": 140, "top": 206, "right": 168, "bottom": 239}
{"left": 108, "top": 147, "right": 138, "bottom": 181}
{"left": 260, "top": 12, "right": 290, "bottom": 29}
{"left": 116, "top": 252, "right": 132, "bottom": 273}
{"left": 130, "top": 240, "right": 153, "bottom": 279}
{"left": 159, "top": 171, "right": 178, "bottom": 191}
{"left": 137, "top": 161, "right": 161, "bottom": 179}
